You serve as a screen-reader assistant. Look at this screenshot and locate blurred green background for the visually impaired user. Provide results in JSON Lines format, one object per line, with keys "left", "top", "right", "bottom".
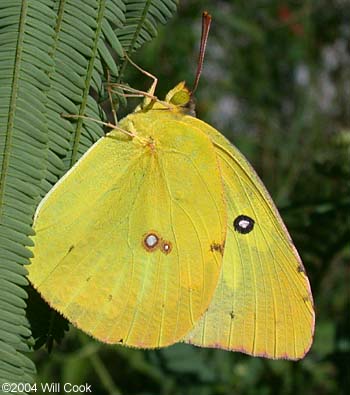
{"left": 31, "top": 1, "right": 349, "bottom": 394}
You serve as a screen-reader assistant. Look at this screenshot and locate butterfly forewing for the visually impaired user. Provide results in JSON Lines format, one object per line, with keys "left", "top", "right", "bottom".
{"left": 28, "top": 111, "right": 226, "bottom": 348}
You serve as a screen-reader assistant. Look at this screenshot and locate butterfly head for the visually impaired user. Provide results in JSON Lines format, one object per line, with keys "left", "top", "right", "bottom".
{"left": 139, "top": 82, "right": 196, "bottom": 116}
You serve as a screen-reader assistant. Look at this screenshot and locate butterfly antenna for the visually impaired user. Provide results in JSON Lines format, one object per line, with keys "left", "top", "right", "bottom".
{"left": 191, "top": 11, "right": 212, "bottom": 96}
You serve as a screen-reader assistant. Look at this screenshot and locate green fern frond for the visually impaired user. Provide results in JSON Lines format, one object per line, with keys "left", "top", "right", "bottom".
{"left": 116, "top": 0, "right": 178, "bottom": 53}
{"left": 0, "top": 0, "right": 57, "bottom": 385}
{"left": 45, "top": 1, "right": 125, "bottom": 174}
{"left": 46, "top": 1, "right": 106, "bottom": 179}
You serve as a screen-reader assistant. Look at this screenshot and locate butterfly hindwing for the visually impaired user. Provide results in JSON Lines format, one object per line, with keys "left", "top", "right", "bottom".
{"left": 182, "top": 117, "right": 315, "bottom": 360}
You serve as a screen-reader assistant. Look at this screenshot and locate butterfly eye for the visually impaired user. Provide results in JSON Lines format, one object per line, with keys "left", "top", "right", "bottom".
{"left": 142, "top": 232, "right": 160, "bottom": 251}
{"left": 233, "top": 215, "right": 255, "bottom": 234}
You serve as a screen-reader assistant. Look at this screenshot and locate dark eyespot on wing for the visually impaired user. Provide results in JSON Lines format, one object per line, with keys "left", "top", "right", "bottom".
{"left": 142, "top": 231, "right": 160, "bottom": 252}
{"left": 160, "top": 240, "right": 172, "bottom": 255}
{"left": 142, "top": 231, "right": 172, "bottom": 255}
{"left": 233, "top": 215, "right": 255, "bottom": 234}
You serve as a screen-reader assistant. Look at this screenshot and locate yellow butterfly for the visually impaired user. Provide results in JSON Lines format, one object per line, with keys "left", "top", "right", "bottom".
{"left": 28, "top": 80, "right": 314, "bottom": 359}
{"left": 28, "top": 14, "right": 314, "bottom": 360}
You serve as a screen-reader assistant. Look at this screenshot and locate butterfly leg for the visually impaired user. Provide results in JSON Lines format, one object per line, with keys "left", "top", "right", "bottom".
{"left": 123, "top": 51, "right": 158, "bottom": 97}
